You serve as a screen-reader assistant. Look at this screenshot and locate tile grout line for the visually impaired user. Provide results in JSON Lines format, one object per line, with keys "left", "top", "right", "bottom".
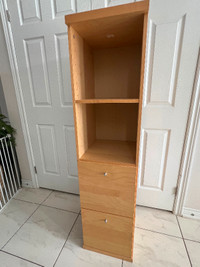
{"left": 53, "top": 212, "right": 80, "bottom": 267}
{"left": 0, "top": 250, "right": 44, "bottom": 267}
{"left": 176, "top": 216, "right": 193, "bottom": 267}
{"left": 184, "top": 237, "right": 200, "bottom": 244}
{"left": 135, "top": 226, "right": 183, "bottom": 240}
{"left": 0, "top": 190, "right": 55, "bottom": 266}
{"left": 13, "top": 197, "right": 80, "bottom": 215}
{"left": 1, "top": 189, "right": 52, "bottom": 250}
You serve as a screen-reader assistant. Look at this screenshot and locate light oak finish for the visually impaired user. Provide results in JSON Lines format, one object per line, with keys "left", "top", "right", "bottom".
{"left": 66, "top": 2, "right": 148, "bottom": 48}
{"left": 83, "top": 245, "right": 133, "bottom": 262}
{"left": 95, "top": 104, "right": 138, "bottom": 142}
{"left": 75, "top": 104, "right": 96, "bottom": 158}
{"left": 75, "top": 104, "right": 138, "bottom": 159}
{"left": 66, "top": 0, "right": 149, "bottom": 261}
{"left": 94, "top": 46, "right": 141, "bottom": 99}
{"left": 82, "top": 209, "right": 133, "bottom": 259}
{"left": 75, "top": 99, "right": 139, "bottom": 104}
{"left": 80, "top": 140, "right": 136, "bottom": 166}
{"left": 79, "top": 161, "right": 136, "bottom": 217}
{"left": 65, "top": 1, "right": 148, "bottom": 25}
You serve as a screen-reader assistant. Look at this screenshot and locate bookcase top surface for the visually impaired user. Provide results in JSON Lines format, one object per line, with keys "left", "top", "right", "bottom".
{"left": 65, "top": 1, "right": 149, "bottom": 26}
{"left": 65, "top": 1, "right": 148, "bottom": 47}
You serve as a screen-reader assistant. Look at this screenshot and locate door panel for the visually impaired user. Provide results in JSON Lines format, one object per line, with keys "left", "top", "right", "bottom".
{"left": 6, "top": 0, "right": 78, "bottom": 193}
{"left": 137, "top": 0, "right": 200, "bottom": 210}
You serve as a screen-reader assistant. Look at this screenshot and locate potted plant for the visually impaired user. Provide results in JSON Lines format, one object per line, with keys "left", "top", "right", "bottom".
{"left": 0, "top": 114, "right": 16, "bottom": 145}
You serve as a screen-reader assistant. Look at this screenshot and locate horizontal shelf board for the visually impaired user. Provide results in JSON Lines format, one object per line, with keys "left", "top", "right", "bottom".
{"left": 75, "top": 99, "right": 139, "bottom": 104}
{"left": 80, "top": 139, "right": 136, "bottom": 166}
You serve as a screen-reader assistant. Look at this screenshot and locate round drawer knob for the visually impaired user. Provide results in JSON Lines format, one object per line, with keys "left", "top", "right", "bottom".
{"left": 104, "top": 219, "right": 108, "bottom": 223}
{"left": 104, "top": 172, "right": 108, "bottom": 176}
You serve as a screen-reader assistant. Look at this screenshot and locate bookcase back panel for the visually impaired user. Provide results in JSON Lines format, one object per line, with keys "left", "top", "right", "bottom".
{"left": 96, "top": 104, "right": 138, "bottom": 142}
{"left": 94, "top": 45, "right": 141, "bottom": 99}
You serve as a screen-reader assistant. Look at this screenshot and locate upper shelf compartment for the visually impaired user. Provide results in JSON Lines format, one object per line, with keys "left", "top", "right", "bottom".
{"left": 67, "top": 4, "right": 145, "bottom": 101}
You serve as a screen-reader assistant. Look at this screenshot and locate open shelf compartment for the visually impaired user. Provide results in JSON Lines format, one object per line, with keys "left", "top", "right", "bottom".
{"left": 76, "top": 103, "right": 138, "bottom": 166}
{"left": 69, "top": 13, "right": 143, "bottom": 100}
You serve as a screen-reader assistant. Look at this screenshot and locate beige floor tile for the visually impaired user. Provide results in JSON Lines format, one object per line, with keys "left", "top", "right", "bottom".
{"left": 0, "top": 251, "right": 40, "bottom": 267}
{"left": 0, "top": 199, "right": 38, "bottom": 249}
{"left": 136, "top": 206, "right": 181, "bottom": 237}
{"left": 43, "top": 191, "right": 80, "bottom": 213}
{"left": 178, "top": 216, "right": 200, "bottom": 242}
{"left": 185, "top": 240, "right": 200, "bottom": 267}
{"left": 123, "top": 228, "right": 190, "bottom": 267}
{"left": 14, "top": 188, "right": 52, "bottom": 204}
{"left": 55, "top": 215, "right": 122, "bottom": 267}
{"left": 4, "top": 205, "right": 77, "bottom": 267}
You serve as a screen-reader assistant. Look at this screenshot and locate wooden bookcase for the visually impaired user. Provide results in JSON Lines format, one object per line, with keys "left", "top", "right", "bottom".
{"left": 65, "top": 1, "right": 149, "bottom": 262}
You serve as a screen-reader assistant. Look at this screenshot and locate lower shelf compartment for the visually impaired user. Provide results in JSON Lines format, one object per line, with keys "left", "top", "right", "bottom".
{"left": 80, "top": 139, "right": 136, "bottom": 166}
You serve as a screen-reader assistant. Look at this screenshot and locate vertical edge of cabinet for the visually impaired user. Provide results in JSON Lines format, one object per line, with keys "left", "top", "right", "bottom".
{"left": 68, "top": 26, "right": 80, "bottom": 160}
{"left": 133, "top": 12, "right": 149, "bottom": 258}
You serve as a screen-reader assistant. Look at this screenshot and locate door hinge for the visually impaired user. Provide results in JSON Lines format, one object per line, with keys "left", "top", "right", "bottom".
{"left": 34, "top": 166, "right": 37, "bottom": 174}
{"left": 173, "top": 186, "right": 178, "bottom": 195}
{"left": 6, "top": 10, "right": 11, "bottom": 22}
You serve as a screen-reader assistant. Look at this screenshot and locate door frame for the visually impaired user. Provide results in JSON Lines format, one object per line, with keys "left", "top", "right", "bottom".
{"left": 1, "top": 1, "right": 199, "bottom": 214}
{"left": 173, "top": 51, "right": 200, "bottom": 216}
{"left": 0, "top": 0, "right": 38, "bottom": 188}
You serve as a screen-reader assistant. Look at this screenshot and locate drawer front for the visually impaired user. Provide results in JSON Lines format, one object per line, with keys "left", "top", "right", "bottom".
{"left": 82, "top": 209, "right": 133, "bottom": 258}
{"left": 78, "top": 161, "right": 136, "bottom": 217}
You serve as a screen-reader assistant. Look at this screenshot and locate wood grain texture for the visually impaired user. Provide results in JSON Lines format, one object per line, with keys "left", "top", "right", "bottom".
{"left": 65, "top": 1, "right": 149, "bottom": 25}
{"left": 82, "top": 209, "right": 133, "bottom": 259}
{"left": 95, "top": 104, "right": 138, "bottom": 142}
{"left": 83, "top": 245, "right": 133, "bottom": 262}
{"left": 69, "top": 27, "right": 94, "bottom": 101}
{"left": 79, "top": 161, "right": 136, "bottom": 217}
{"left": 75, "top": 104, "right": 96, "bottom": 158}
{"left": 132, "top": 13, "right": 149, "bottom": 259}
{"left": 94, "top": 45, "right": 141, "bottom": 98}
{"left": 66, "top": 1, "right": 149, "bottom": 261}
{"left": 80, "top": 140, "right": 136, "bottom": 166}
{"left": 75, "top": 99, "right": 140, "bottom": 104}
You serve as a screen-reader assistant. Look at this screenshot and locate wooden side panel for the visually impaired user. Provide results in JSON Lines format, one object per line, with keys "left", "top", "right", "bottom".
{"left": 78, "top": 161, "right": 136, "bottom": 217}
{"left": 68, "top": 27, "right": 94, "bottom": 101}
{"left": 132, "top": 13, "right": 148, "bottom": 258}
{"left": 68, "top": 26, "right": 96, "bottom": 158}
{"left": 75, "top": 104, "right": 96, "bottom": 158}
{"left": 82, "top": 209, "right": 133, "bottom": 259}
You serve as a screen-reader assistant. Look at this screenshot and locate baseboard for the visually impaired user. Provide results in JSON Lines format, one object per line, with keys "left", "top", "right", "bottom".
{"left": 182, "top": 207, "right": 200, "bottom": 220}
{"left": 21, "top": 179, "right": 34, "bottom": 188}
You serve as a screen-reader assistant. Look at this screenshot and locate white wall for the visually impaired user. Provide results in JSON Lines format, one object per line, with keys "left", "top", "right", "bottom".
{"left": 0, "top": 76, "right": 8, "bottom": 117}
{"left": 184, "top": 119, "right": 200, "bottom": 212}
{"left": 0, "top": 15, "right": 32, "bottom": 182}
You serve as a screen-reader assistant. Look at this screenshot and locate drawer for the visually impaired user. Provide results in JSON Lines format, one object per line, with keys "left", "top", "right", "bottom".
{"left": 78, "top": 161, "right": 136, "bottom": 217}
{"left": 82, "top": 209, "right": 133, "bottom": 259}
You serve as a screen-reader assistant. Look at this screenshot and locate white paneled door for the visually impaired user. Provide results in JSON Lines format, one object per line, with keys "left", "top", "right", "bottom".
{"left": 4, "top": 0, "right": 200, "bottom": 209}
{"left": 6, "top": 0, "right": 79, "bottom": 193}
{"left": 137, "top": 0, "right": 200, "bottom": 210}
